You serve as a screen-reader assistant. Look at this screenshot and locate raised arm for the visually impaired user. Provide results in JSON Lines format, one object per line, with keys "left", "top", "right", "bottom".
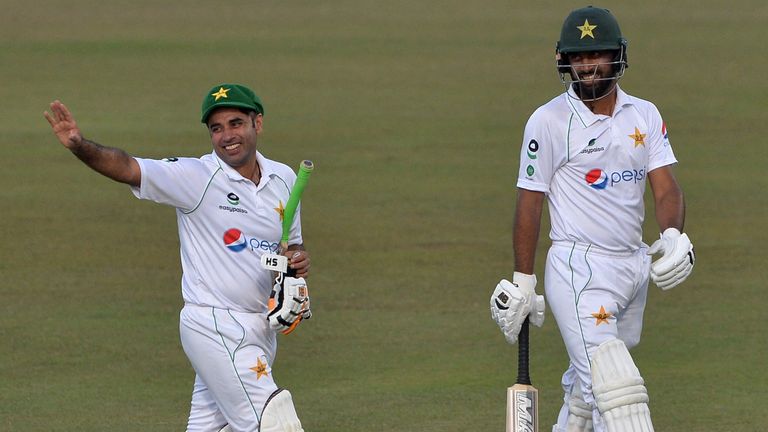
{"left": 44, "top": 100, "right": 141, "bottom": 187}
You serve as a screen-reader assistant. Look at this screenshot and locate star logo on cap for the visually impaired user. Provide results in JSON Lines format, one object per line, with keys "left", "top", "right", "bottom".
{"left": 274, "top": 200, "right": 285, "bottom": 222}
{"left": 591, "top": 306, "right": 613, "bottom": 326}
{"left": 211, "top": 87, "right": 230, "bottom": 101}
{"left": 629, "top": 127, "right": 646, "bottom": 148}
{"left": 250, "top": 357, "right": 270, "bottom": 380}
{"left": 577, "top": 19, "right": 597, "bottom": 39}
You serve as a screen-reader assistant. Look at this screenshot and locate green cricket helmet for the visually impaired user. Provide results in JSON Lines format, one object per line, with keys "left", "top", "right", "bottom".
{"left": 555, "top": 6, "right": 628, "bottom": 100}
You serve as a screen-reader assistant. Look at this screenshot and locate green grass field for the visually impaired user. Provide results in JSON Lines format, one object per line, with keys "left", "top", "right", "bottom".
{"left": 2, "top": 1, "right": 766, "bottom": 430}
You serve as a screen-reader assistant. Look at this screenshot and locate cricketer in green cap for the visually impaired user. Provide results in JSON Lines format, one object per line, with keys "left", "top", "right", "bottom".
{"left": 44, "top": 81, "right": 312, "bottom": 431}
{"left": 555, "top": 6, "right": 628, "bottom": 102}
{"left": 201, "top": 83, "right": 264, "bottom": 123}
{"left": 201, "top": 83, "right": 268, "bottom": 181}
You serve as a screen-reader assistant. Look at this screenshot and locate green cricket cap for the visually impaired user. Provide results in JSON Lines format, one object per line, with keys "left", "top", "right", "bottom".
{"left": 201, "top": 83, "right": 264, "bottom": 123}
{"left": 558, "top": 6, "right": 624, "bottom": 54}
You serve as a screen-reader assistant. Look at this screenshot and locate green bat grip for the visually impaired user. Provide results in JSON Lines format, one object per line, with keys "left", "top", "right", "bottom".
{"left": 281, "top": 160, "right": 313, "bottom": 250}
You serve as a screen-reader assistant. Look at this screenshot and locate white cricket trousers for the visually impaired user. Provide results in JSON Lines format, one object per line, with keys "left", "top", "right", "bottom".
{"left": 180, "top": 304, "right": 279, "bottom": 432}
{"left": 545, "top": 241, "right": 651, "bottom": 432}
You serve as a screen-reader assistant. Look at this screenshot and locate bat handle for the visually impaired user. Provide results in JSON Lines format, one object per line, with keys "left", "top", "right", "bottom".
{"left": 282, "top": 246, "right": 298, "bottom": 278}
{"left": 516, "top": 318, "right": 532, "bottom": 385}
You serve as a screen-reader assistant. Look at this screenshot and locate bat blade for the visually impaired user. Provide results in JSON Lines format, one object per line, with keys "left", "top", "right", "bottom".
{"left": 506, "top": 383, "right": 538, "bottom": 432}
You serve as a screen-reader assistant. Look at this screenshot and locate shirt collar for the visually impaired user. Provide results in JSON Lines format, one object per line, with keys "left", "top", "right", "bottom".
{"left": 565, "top": 84, "right": 634, "bottom": 128}
{"left": 212, "top": 150, "right": 277, "bottom": 189}
{"left": 613, "top": 86, "right": 632, "bottom": 113}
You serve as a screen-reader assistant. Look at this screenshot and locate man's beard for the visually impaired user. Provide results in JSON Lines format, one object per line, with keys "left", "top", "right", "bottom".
{"left": 572, "top": 75, "right": 617, "bottom": 101}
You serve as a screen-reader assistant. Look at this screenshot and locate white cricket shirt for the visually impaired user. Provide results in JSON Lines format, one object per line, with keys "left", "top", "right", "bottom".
{"left": 131, "top": 151, "right": 302, "bottom": 313}
{"left": 517, "top": 86, "right": 677, "bottom": 252}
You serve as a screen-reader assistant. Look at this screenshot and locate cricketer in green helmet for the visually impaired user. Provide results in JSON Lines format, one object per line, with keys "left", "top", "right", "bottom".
{"left": 491, "top": 6, "right": 695, "bottom": 432}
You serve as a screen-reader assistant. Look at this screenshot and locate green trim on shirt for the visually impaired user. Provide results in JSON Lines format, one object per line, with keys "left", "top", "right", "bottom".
{"left": 182, "top": 167, "right": 222, "bottom": 215}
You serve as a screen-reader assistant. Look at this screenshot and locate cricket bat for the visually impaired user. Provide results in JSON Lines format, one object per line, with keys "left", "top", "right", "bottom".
{"left": 506, "top": 318, "right": 539, "bottom": 432}
{"left": 264, "top": 160, "right": 314, "bottom": 335}
{"left": 261, "top": 160, "right": 313, "bottom": 278}
{"left": 280, "top": 159, "right": 314, "bottom": 276}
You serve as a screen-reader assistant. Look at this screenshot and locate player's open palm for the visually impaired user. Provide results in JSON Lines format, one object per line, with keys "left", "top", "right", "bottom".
{"left": 44, "top": 100, "right": 83, "bottom": 149}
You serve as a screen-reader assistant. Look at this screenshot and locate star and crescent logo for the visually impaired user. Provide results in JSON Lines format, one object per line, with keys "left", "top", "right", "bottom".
{"left": 591, "top": 306, "right": 613, "bottom": 326}
{"left": 211, "top": 87, "right": 230, "bottom": 101}
{"left": 274, "top": 200, "right": 285, "bottom": 222}
{"left": 577, "top": 19, "right": 597, "bottom": 39}
{"left": 250, "top": 357, "right": 270, "bottom": 380}
{"left": 629, "top": 127, "right": 646, "bottom": 148}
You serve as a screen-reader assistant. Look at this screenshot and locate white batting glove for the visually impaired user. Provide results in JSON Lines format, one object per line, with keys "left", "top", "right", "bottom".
{"left": 490, "top": 272, "right": 545, "bottom": 345}
{"left": 268, "top": 277, "right": 312, "bottom": 334}
{"left": 648, "top": 227, "right": 695, "bottom": 290}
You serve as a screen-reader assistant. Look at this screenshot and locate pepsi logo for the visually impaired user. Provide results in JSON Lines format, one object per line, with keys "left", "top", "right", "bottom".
{"left": 222, "top": 229, "right": 280, "bottom": 253}
{"left": 585, "top": 169, "right": 608, "bottom": 189}
{"left": 223, "top": 228, "right": 248, "bottom": 252}
{"left": 585, "top": 167, "right": 647, "bottom": 190}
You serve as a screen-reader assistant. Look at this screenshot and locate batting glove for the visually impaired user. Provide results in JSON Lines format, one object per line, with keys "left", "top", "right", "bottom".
{"left": 648, "top": 227, "right": 695, "bottom": 290}
{"left": 490, "top": 272, "right": 545, "bottom": 345}
{"left": 268, "top": 277, "right": 312, "bottom": 335}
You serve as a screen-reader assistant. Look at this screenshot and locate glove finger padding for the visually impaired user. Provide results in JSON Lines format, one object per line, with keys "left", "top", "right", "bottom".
{"left": 529, "top": 294, "right": 546, "bottom": 327}
{"left": 652, "top": 252, "right": 694, "bottom": 289}
{"left": 648, "top": 228, "right": 695, "bottom": 290}
{"left": 268, "top": 277, "right": 311, "bottom": 334}
{"left": 490, "top": 280, "right": 529, "bottom": 344}
{"left": 490, "top": 273, "right": 543, "bottom": 344}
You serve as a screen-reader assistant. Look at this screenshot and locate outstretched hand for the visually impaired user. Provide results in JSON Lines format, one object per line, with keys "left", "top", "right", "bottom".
{"left": 44, "top": 100, "right": 83, "bottom": 149}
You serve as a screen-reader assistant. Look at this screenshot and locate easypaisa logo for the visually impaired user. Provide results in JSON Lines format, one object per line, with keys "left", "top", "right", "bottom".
{"left": 527, "top": 139, "right": 539, "bottom": 159}
{"left": 219, "top": 192, "right": 248, "bottom": 214}
{"left": 227, "top": 192, "right": 240, "bottom": 205}
{"left": 525, "top": 139, "right": 539, "bottom": 177}
{"left": 580, "top": 138, "right": 605, "bottom": 155}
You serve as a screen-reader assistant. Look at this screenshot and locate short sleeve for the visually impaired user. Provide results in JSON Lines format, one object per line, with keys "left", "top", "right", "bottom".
{"left": 645, "top": 104, "right": 678, "bottom": 172}
{"left": 130, "top": 157, "right": 214, "bottom": 211}
{"left": 516, "top": 109, "right": 557, "bottom": 193}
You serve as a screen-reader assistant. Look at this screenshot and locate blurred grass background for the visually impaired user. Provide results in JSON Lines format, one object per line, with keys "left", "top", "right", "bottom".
{"left": 1, "top": 0, "right": 766, "bottom": 430}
